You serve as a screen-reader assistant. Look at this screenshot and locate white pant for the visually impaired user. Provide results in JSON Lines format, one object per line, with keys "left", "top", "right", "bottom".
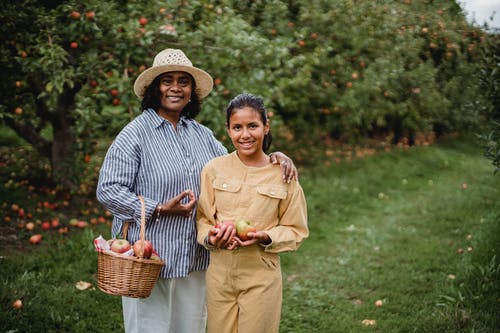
{"left": 122, "top": 270, "right": 207, "bottom": 333}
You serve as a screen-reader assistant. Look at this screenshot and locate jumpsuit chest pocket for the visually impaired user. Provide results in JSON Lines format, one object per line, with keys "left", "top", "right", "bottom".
{"left": 212, "top": 178, "right": 242, "bottom": 192}
{"left": 256, "top": 185, "right": 287, "bottom": 200}
{"left": 212, "top": 178, "right": 242, "bottom": 212}
{"left": 253, "top": 185, "right": 288, "bottom": 220}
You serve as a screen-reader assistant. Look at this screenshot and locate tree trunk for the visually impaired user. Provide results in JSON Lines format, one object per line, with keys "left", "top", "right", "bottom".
{"left": 51, "top": 123, "right": 79, "bottom": 192}
{"left": 50, "top": 83, "right": 82, "bottom": 192}
{"left": 5, "top": 82, "right": 82, "bottom": 192}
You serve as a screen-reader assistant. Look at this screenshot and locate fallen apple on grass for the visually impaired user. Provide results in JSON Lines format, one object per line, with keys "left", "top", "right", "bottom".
{"left": 12, "top": 299, "right": 22, "bottom": 309}
{"left": 29, "top": 234, "right": 42, "bottom": 244}
{"left": 235, "top": 220, "right": 256, "bottom": 241}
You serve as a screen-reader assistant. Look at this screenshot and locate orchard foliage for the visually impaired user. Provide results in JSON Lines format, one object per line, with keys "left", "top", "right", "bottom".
{"left": 0, "top": 0, "right": 496, "bottom": 191}
{"left": 477, "top": 32, "right": 500, "bottom": 173}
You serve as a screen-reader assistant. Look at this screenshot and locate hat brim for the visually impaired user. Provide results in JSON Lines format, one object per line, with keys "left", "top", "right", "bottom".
{"left": 133, "top": 64, "right": 213, "bottom": 99}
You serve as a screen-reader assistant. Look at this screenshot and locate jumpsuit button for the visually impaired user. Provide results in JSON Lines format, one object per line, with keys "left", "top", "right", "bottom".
{"left": 222, "top": 183, "right": 228, "bottom": 188}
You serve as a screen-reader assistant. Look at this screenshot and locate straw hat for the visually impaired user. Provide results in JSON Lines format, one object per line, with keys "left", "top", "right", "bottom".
{"left": 133, "top": 48, "right": 213, "bottom": 99}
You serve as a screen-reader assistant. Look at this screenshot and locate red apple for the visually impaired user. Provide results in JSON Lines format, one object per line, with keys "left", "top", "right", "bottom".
{"left": 51, "top": 218, "right": 60, "bottom": 228}
{"left": 41, "top": 221, "right": 50, "bottom": 230}
{"left": 235, "top": 220, "right": 256, "bottom": 241}
{"left": 12, "top": 299, "right": 23, "bottom": 309}
{"left": 70, "top": 11, "right": 80, "bottom": 19}
{"left": 85, "top": 11, "right": 95, "bottom": 20}
{"left": 214, "top": 221, "right": 234, "bottom": 229}
{"left": 150, "top": 250, "right": 162, "bottom": 261}
{"left": 70, "top": 42, "right": 79, "bottom": 49}
{"left": 133, "top": 240, "right": 153, "bottom": 259}
{"left": 139, "top": 17, "right": 148, "bottom": 26}
{"left": 110, "top": 239, "right": 131, "bottom": 254}
{"left": 29, "top": 234, "right": 42, "bottom": 244}
{"left": 76, "top": 220, "right": 88, "bottom": 228}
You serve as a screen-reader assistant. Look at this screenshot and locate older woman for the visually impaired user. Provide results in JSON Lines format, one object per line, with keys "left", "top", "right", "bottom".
{"left": 96, "top": 49, "right": 297, "bottom": 333}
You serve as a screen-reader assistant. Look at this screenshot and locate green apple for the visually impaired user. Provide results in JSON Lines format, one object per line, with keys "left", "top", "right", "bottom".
{"left": 235, "top": 220, "right": 256, "bottom": 241}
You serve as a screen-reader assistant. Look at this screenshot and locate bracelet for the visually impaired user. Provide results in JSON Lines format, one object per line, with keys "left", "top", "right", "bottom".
{"left": 154, "top": 204, "right": 162, "bottom": 223}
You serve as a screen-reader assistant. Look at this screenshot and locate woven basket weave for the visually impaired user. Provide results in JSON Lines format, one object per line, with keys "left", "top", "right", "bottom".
{"left": 97, "top": 196, "right": 164, "bottom": 298}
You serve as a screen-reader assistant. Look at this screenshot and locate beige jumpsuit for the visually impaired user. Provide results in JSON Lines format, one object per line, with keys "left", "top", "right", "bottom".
{"left": 197, "top": 152, "right": 309, "bottom": 333}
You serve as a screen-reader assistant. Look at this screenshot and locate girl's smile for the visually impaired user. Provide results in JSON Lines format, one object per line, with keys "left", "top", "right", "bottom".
{"left": 227, "top": 106, "right": 270, "bottom": 166}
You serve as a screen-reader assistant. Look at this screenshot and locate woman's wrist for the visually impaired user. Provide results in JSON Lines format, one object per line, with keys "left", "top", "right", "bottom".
{"left": 155, "top": 204, "right": 163, "bottom": 216}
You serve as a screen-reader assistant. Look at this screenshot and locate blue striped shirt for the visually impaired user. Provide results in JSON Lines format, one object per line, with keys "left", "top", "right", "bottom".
{"left": 96, "top": 108, "right": 227, "bottom": 279}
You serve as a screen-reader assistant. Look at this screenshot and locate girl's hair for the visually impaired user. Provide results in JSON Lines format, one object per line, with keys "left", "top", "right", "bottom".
{"left": 225, "top": 93, "right": 272, "bottom": 153}
{"left": 140, "top": 73, "right": 201, "bottom": 119}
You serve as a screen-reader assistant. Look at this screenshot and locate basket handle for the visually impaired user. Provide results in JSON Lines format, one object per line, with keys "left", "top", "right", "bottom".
{"left": 121, "top": 195, "right": 147, "bottom": 259}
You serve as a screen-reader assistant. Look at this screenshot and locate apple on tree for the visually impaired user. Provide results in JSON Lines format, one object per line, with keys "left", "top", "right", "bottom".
{"left": 235, "top": 220, "right": 256, "bottom": 241}
{"left": 110, "top": 239, "right": 131, "bottom": 254}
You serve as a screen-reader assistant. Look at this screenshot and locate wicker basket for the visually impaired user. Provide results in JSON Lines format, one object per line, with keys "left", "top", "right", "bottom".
{"left": 97, "top": 196, "right": 164, "bottom": 298}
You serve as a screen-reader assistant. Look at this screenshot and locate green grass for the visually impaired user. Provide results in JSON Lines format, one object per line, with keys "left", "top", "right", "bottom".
{"left": 1, "top": 137, "right": 499, "bottom": 332}
{"left": 280, "top": 138, "right": 500, "bottom": 333}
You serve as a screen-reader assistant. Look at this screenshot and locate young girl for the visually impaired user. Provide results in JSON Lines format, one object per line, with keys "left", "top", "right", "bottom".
{"left": 196, "top": 93, "right": 309, "bottom": 333}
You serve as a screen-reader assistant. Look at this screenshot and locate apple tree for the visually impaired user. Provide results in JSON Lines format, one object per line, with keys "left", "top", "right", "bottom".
{"left": 477, "top": 31, "right": 500, "bottom": 173}
{"left": 0, "top": 0, "right": 494, "bottom": 193}
{"left": 0, "top": 0, "right": 184, "bottom": 191}
{"left": 253, "top": 0, "right": 487, "bottom": 144}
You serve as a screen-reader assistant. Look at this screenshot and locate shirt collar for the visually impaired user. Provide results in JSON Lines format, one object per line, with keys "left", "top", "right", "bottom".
{"left": 144, "top": 108, "right": 188, "bottom": 128}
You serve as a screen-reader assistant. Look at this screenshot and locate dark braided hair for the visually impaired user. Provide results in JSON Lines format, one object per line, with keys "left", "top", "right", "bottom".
{"left": 225, "top": 93, "right": 273, "bottom": 153}
{"left": 140, "top": 73, "right": 201, "bottom": 119}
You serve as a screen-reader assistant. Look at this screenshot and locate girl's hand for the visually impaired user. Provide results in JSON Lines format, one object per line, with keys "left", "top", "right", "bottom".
{"left": 235, "top": 231, "right": 272, "bottom": 247}
{"left": 269, "top": 152, "right": 298, "bottom": 183}
{"left": 207, "top": 221, "right": 236, "bottom": 249}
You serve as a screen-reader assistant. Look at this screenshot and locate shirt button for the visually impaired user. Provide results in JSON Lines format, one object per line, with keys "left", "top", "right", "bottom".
{"left": 270, "top": 191, "right": 275, "bottom": 195}
{"left": 222, "top": 183, "right": 227, "bottom": 188}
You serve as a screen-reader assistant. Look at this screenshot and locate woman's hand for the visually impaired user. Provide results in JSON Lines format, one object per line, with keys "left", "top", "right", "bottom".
{"left": 158, "top": 190, "right": 196, "bottom": 217}
{"left": 269, "top": 152, "right": 298, "bottom": 183}
{"left": 207, "top": 221, "right": 237, "bottom": 249}
{"left": 235, "top": 231, "right": 271, "bottom": 247}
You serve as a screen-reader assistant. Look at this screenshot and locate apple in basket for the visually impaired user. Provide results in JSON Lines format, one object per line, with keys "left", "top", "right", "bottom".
{"left": 150, "top": 250, "right": 162, "bottom": 261}
{"left": 133, "top": 240, "right": 153, "bottom": 259}
{"left": 110, "top": 239, "right": 131, "bottom": 254}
